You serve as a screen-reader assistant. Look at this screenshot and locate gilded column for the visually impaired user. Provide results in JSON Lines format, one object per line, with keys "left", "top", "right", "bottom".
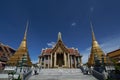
{"left": 50, "top": 53, "right": 53, "bottom": 68}
{"left": 68, "top": 53, "right": 70, "bottom": 68}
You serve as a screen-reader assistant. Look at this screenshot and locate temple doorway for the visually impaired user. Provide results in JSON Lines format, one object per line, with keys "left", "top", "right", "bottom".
{"left": 57, "top": 54, "right": 64, "bottom": 67}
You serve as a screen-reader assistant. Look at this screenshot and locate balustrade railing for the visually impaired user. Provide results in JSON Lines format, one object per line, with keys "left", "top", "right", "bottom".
{"left": 92, "top": 70, "right": 106, "bottom": 80}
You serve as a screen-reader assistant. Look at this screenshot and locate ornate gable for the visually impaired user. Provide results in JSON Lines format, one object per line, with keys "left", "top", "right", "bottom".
{"left": 51, "top": 40, "right": 69, "bottom": 53}
{"left": 56, "top": 47, "right": 63, "bottom": 53}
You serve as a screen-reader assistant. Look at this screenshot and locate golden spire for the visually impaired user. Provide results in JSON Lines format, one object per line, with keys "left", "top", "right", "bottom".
{"left": 7, "top": 21, "right": 32, "bottom": 66}
{"left": 24, "top": 20, "right": 29, "bottom": 40}
{"left": 90, "top": 21, "right": 96, "bottom": 41}
{"left": 19, "top": 20, "right": 28, "bottom": 49}
{"left": 58, "top": 32, "right": 62, "bottom": 41}
{"left": 88, "top": 21, "right": 106, "bottom": 66}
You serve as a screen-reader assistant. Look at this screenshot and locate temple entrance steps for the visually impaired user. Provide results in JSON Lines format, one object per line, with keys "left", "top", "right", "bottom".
{"left": 29, "top": 68, "right": 98, "bottom": 80}
{"left": 39, "top": 69, "right": 82, "bottom": 75}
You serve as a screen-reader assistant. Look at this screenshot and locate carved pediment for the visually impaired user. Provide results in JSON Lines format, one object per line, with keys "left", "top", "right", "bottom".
{"left": 56, "top": 47, "right": 63, "bottom": 53}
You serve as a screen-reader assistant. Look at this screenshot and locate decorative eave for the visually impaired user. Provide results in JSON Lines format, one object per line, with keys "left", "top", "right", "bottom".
{"left": 107, "top": 49, "right": 120, "bottom": 57}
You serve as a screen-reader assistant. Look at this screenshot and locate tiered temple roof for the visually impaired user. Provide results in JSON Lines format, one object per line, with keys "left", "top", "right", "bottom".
{"left": 40, "top": 48, "right": 80, "bottom": 56}
{"left": 7, "top": 21, "right": 32, "bottom": 66}
{"left": 39, "top": 32, "right": 81, "bottom": 58}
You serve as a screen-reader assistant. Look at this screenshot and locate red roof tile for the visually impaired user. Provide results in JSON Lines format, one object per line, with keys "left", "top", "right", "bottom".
{"left": 68, "top": 48, "right": 75, "bottom": 53}
{"left": 42, "top": 48, "right": 52, "bottom": 55}
{"left": 41, "top": 48, "right": 80, "bottom": 56}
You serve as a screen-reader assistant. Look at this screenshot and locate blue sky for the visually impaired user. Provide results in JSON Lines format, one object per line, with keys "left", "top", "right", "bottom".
{"left": 0, "top": 0, "right": 120, "bottom": 63}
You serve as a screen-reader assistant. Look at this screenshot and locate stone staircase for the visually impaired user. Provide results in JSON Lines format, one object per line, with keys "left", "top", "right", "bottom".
{"left": 29, "top": 68, "right": 97, "bottom": 80}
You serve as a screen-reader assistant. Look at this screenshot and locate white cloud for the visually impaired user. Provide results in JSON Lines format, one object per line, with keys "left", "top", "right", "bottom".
{"left": 71, "top": 22, "right": 76, "bottom": 26}
{"left": 47, "top": 42, "right": 56, "bottom": 47}
{"left": 32, "top": 59, "right": 38, "bottom": 64}
{"left": 90, "top": 7, "right": 94, "bottom": 12}
{"left": 100, "top": 36, "right": 120, "bottom": 53}
{"left": 81, "top": 50, "right": 90, "bottom": 64}
{"left": 86, "top": 47, "right": 91, "bottom": 51}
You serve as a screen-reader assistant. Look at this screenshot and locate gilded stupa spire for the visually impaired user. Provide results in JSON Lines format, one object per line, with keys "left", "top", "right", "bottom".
{"left": 7, "top": 21, "right": 32, "bottom": 66}
{"left": 88, "top": 21, "right": 106, "bottom": 66}
{"left": 24, "top": 20, "right": 28, "bottom": 40}
{"left": 90, "top": 21, "right": 96, "bottom": 41}
{"left": 19, "top": 20, "right": 28, "bottom": 49}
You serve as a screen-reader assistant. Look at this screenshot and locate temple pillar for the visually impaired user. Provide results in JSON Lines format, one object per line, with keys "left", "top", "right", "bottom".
{"left": 79, "top": 57, "right": 82, "bottom": 66}
{"left": 64, "top": 53, "right": 67, "bottom": 67}
{"left": 54, "top": 52, "right": 56, "bottom": 67}
{"left": 44, "top": 56, "right": 46, "bottom": 68}
{"left": 39, "top": 57, "right": 40, "bottom": 64}
{"left": 77, "top": 57, "right": 79, "bottom": 63}
{"left": 50, "top": 53, "right": 53, "bottom": 68}
{"left": 40, "top": 57, "right": 42, "bottom": 66}
{"left": 77, "top": 57, "right": 79, "bottom": 65}
{"left": 78, "top": 57, "right": 81, "bottom": 64}
{"left": 48, "top": 56, "right": 50, "bottom": 68}
{"left": 71, "top": 56, "right": 73, "bottom": 68}
{"left": 70, "top": 56, "right": 71, "bottom": 68}
{"left": 68, "top": 53, "right": 70, "bottom": 68}
{"left": 74, "top": 56, "right": 76, "bottom": 68}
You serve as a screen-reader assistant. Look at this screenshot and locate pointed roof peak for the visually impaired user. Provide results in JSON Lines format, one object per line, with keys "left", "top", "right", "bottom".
{"left": 58, "top": 32, "right": 62, "bottom": 41}
{"left": 90, "top": 21, "right": 96, "bottom": 41}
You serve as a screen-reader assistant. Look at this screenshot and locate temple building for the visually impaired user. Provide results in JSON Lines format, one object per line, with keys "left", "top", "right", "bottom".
{"left": 39, "top": 32, "right": 82, "bottom": 68}
{"left": 0, "top": 43, "right": 16, "bottom": 70}
{"left": 88, "top": 22, "right": 106, "bottom": 67}
{"left": 107, "top": 49, "right": 120, "bottom": 64}
{"left": 7, "top": 21, "right": 32, "bottom": 66}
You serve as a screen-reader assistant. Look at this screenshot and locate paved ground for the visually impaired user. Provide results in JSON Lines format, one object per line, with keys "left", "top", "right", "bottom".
{"left": 29, "top": 69, "right": 98, "bottom": 80}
